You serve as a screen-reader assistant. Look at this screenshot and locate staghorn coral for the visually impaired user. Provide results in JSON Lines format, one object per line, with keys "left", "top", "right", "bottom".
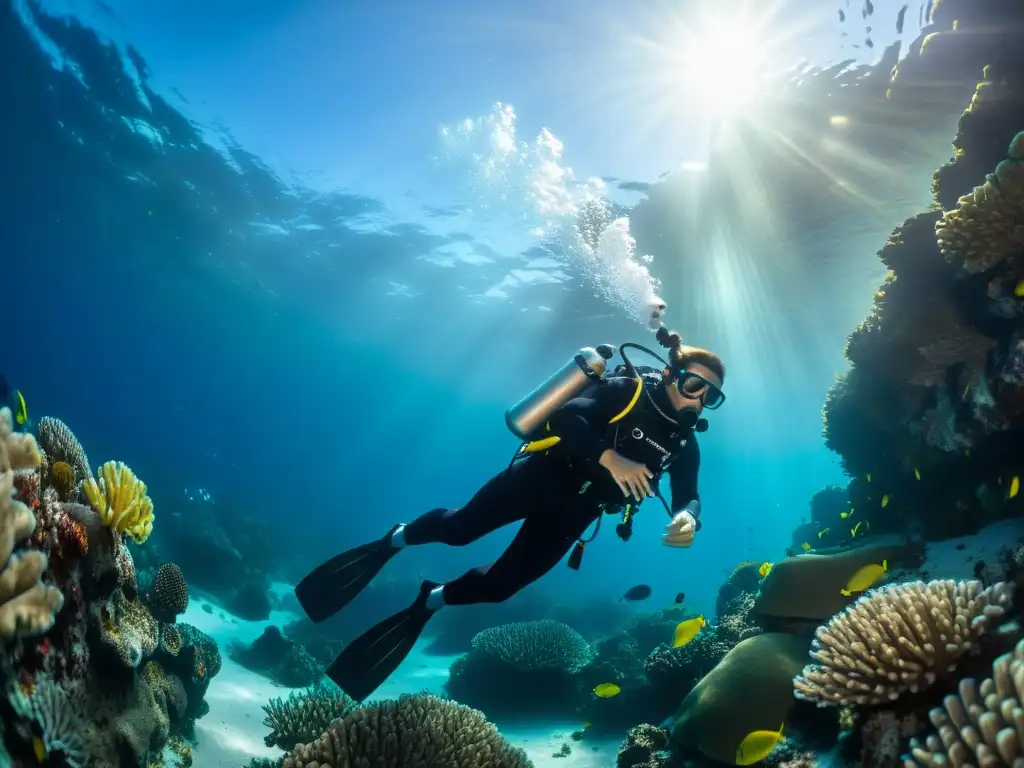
{"left": 470, "top": 620, "right": 594, "bottom": 673}
{"left": 49, "top": 461, "right": 75, "bottom": 501}
{"left": 281, "top": 693, "right": 533, "bottom": 768}
{"left": 147, "top": 563, "right": 189, "bottom": 622}
{"left": 262, "top": 683, "right": 359, "bottom": 750}
{"left": 10, "top": 675, "right": 88, "bottom": 766}
{"left": 83, "top": 460, "right": 154, "bottom": 544}
{"left": 905, "top": 636, "right": 1024, "bottom": 767}
{"left": 936, "top": 130, "right": 1024, "bottom": 274}
{"left": 794, "top": 579, "right": 1013, "bottom": 707}
{"left": 0, "top": 407, "right": 63, "bottom": 642}
{"left": 37, "top": 416, "right": 91, "bottom": 484}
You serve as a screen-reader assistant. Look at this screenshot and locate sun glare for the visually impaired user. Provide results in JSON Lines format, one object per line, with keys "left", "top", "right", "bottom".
{"left": 679, "top": 16, "right": 774, "bottom": 116}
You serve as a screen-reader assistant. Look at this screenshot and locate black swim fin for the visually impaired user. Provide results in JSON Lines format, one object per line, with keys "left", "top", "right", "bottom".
{"left": 327, "top": 580, "right": 439, "bottom": 702}
{"left": 295, "top": 525, "right": 402, "bottom": 623}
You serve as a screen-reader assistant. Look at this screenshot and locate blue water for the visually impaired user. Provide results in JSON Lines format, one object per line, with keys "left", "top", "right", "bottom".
{"left": 4, "top": 0, "right": 945, "bottom": 656}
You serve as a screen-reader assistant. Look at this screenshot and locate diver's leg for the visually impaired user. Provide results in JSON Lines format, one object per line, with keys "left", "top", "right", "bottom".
{"left": 440, "top": 500, "right": 600, "bottom": 605}
{"left": 401, "top": 460, "right": 544, "bottom": 547}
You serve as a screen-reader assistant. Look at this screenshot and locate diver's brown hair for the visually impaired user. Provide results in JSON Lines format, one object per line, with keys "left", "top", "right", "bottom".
{"left": 655, "top": 327, "right": 726, "bottom": 383}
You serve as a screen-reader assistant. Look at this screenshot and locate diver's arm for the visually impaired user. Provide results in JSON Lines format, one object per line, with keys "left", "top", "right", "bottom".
{"left": 547, "top": 379, "right": 635, "bottom": 464}
{"left": 668, "top": 438, "right": 702, "bottom": 530}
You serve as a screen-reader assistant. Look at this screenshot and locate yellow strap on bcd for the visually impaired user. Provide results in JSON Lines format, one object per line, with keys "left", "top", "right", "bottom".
{"left": 520, "top": 376, "right": 644, "bottom": 455}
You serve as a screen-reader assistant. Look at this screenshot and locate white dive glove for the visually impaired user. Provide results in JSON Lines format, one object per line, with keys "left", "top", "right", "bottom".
{"left": 662, "top": 500, "right": 700, "bottom": 548}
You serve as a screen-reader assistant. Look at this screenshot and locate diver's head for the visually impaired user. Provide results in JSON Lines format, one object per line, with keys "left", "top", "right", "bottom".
{"left": 655, "top": 327, "right": 726, "bottom": 429}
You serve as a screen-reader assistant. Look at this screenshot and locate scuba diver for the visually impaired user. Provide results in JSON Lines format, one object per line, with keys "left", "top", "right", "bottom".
{"left": 0, "top": 375, "right": 29, "bottom": 430}
{"left": 295, "top": 324, "right": 726, "bottom": 702}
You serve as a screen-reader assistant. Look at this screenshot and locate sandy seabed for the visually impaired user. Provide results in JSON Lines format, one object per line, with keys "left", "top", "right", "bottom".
{"left": 186, "top": 587, "right": 621, "bottom": 768}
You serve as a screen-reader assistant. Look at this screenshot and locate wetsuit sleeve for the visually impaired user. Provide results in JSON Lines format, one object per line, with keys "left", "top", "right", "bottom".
{"left": 546, "top": 379, "right": 636, "bottom": 464}
{"left": 668, "top": 437, "right": 701, "bottom": 528}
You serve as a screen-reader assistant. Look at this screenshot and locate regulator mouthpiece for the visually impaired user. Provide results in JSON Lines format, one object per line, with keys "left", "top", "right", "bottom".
{"left": 677, "top": 405, "right": 700, "bottom": 430}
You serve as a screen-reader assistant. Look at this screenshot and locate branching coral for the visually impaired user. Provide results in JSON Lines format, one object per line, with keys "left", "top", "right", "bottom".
{"left": 905, "top": 637, "right": 1024, "bottom": 767}
{"left": 936, "top": 130, "right": 1024, "bottom": 274}
{"left": 281, "top": 693, "right": 533, "bottom": 768}
{"left": 37, "top": 417, "right": 91, "bottom": 484}
{"left": 82, "top": 460, "right": 154, "bottom": 544}
{"left": 470, "top": 620, "right": 594, "bottom": 673}
{"left": 0, "top": 407, "right": 63, "bottom": 642}
{"left": 794, "top": 580, "right": 1013, "bottom": 707}
{"left": 262, "top": 683, "right": 358, "bottom": 750}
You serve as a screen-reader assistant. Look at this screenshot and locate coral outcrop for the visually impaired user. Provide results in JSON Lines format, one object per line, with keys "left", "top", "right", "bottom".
{"left": 280, "top": 693, "right": 533, "bottom": 768}
{"left": 906, "top": 637, "right": 1024, "bottom": 766}
{"left": 445, "top": 620, "right": 594, "bottom": 719}
{"left": 0, "top": 407, "right": 63, "bottom": 642}
{"left": 794, "top": 579, "right": 1012, "bottom": 706}
{"left": 262, "top": 683, "right": 358, "bottom": 750}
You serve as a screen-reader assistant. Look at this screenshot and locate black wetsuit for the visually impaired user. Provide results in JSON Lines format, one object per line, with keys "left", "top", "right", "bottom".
{"left": 403, "top": 377, "right": 701, "bottom": 605}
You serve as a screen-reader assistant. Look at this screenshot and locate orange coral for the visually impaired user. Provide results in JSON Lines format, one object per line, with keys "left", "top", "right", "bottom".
{"left": 50, "top": 461, "right": 74, "bottom": 500}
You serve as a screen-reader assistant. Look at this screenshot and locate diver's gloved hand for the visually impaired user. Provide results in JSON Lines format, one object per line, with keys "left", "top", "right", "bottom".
{"left": 662, "top": 510, "right": 697, "bottom": 548}
{"left": 599, "top": 449, "right": 654, "bottom": 501}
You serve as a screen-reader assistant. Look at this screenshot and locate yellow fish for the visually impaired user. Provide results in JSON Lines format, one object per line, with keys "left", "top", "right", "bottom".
{"left": 841, "top": 560, "right": 888, "bottom": 597}
{"left": 33, "top": 736, "right": 46, "bottom": 762}
{"left": 14, "top": 391, "right": 27, "bottom": 426}
{"left": 1011, "top": 476, "right": 1020, "bottom": 499}
{"left": 593, "top": 683, "right": 621, "bottom": 698}
{"left": 736, "top": 723, "right": 785, "bottom": 765}
{"left": 758, "top": 562, "right": 773, "bottom": 578}
{"left": 840, "top": 508, "right": 853, "bottom": 519}
{"left": 881, "top": 495, "right": 889, "bottom": 508}
{"left": 672, "top": 615, "right": 707, "bottom": 648}
{"left": 582, "top": 721, "right": 591, "bottom": 730}
{"left": 817, "top": 528, "right": 830, "bottom": 539}
{"left": 914, "top": 467, "right": 921, "bottom": 480}
{"left": 1015, "top": 280, "right": 1024, "bottom": 297}
{"left": 850, "top": 521, "right": 864, "bottom": 537}
{"left": 866, "top": 473, "right": 871, "bottom": 482}
{"left": 800, "top": 542, "right": 811, "bottom": 552}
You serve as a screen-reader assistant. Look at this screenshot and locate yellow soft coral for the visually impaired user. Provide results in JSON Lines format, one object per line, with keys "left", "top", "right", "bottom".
{"left": 936, "top": 129, "right": 1024, "bottom": 273}
{"left": 83, "top": 461, "right": 154, "bottom": 544}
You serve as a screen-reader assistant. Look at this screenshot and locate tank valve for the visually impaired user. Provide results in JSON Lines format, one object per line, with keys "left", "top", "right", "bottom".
{"left": 595, "top": 344, "right": 616, "bottom": 359}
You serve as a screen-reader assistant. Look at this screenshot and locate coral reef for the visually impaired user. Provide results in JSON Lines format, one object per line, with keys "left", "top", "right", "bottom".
{"left": 280, "top": 693, "right": 533, "bottom": 767}
{"left": 229, "top": 625, "right": 322, "bottom": 688}
{"left": 906, "top": 636, "right": 1024, "bottom": 766}
{"left": 0, "top": 407, "right": 63, "bottom": 642}
{"left": 617, "top": 724, "right": 675, "bottom": 768}
{"left": 262, "top": 683, "right": 358, "bottom": 750}
{"left": 794, "top": 579, "right": 1013, "bottom": 706}
{"left": 445, "top": 620, "right": 594, "bottom": 719}
{"left": 0, "top": 414, "right": 219, "bottom": 766}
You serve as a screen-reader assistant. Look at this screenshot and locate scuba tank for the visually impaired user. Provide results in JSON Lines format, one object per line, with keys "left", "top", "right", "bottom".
{"left": 505, "top": 344, "right": 617, "bottom": 441}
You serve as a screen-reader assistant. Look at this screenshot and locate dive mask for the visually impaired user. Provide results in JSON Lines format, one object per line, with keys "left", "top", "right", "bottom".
{"left": 673, "top": 369, "right": 725, "bottom": 410}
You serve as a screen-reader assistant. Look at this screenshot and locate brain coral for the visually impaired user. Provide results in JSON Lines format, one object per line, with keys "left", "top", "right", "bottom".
{"left": 470, "top": 620, "right": 594, "bottom": 673}
{"left": 282, "top": 693, "right": 532, "bottom": 768}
